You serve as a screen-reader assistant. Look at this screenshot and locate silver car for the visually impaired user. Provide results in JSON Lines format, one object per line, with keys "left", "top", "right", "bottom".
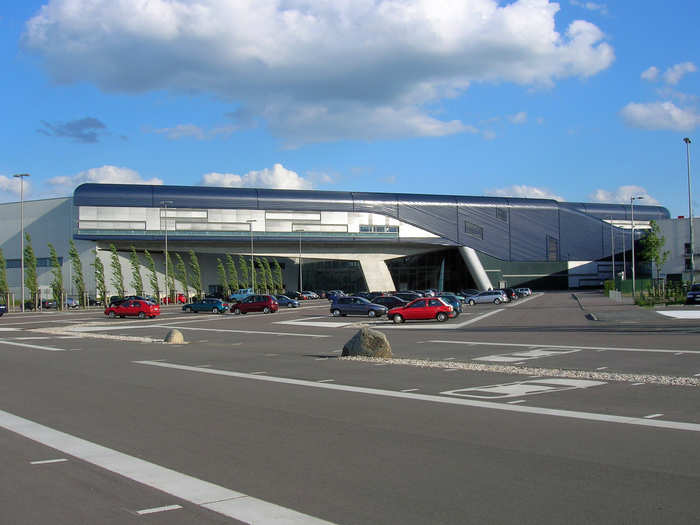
{"left": 465, "top": 290, "right": 508, "bottom": 305}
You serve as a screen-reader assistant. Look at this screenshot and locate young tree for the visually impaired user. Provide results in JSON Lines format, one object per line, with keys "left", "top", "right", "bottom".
{"left": 165, "top": 251, "right": 176, "bottom": 300}
{"left": 188, "top": 250, "right": 203, "bottom": 299}
{"left": 68, "top": 240, "right": 86, "bottom": 307}
{"left": 175, "top": 253, "right": 190, "bottom": 299}
{"left": 48, "top": 243, "right": 63, "bottom": 307}
{"left": 0, "top": 247, "right": 8, "bottom": 296}
{"left": 24, "top": 233, "right": 39, "bottom": 308}
{"left": 216, "top": 258, "right": 230, "bottom": 297}
{"left": 109, "top": 244, "right": 125, "bottom": 297}
{"left": 262, "top": 258, "right": 275, "bottom": 294}
{"left": 144, "top": 249, "right": 160, "bottom": 300}
{"left": 237, "top": 255, "right": 249, "bottom": 289}
{"left": 639, "top": 220, "right": 670, "bottom": 281}
{"left": 92, "top": 249, "right": 108, "bottom": 306}
{"left": 271, "top": 258, "right": 284, "bottom": 294}
{"left": 129, "top": 246, "right": 144, "bottom": 296}
{"left": 255, "top": 257, "right": 268, "bottom": 293}
{"left": 225, "top": 254, "right": 239, "bottom": 292}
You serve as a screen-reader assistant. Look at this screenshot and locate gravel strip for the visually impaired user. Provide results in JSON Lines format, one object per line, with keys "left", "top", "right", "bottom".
{"left": 31, "top": 324, "right": 169, "bottom": 344}
{"left": 341, "top": 356, "right": 700, "bottom": 387}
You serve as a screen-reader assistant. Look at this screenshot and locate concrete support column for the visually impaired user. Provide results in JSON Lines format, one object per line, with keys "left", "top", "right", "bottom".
{"left": 458, "top": 246, "right": 493, "bottom": 291}
{"left": 357, "top": 256, "right": 396, "bottom": 291}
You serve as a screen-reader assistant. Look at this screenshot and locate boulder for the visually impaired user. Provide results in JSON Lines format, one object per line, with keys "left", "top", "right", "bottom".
{"left": 342, "top": 327, "right": 392, "bottom": 358}
{"left": 164, "top": 328, "right": 185, "bottom": 344}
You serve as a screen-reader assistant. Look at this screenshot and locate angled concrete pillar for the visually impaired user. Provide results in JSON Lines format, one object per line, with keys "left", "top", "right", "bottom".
{"left": 458, "top": 246, "right": 493, "bottom": 291}
{"left": 358, "top": 256, "right": 396, "bottom": 291}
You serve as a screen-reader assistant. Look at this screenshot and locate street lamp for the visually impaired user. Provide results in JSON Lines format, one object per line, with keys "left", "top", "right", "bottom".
{"left": 161, "top": 200, "right": 173, "bottom": 302}
{"left": 247, "top": 219, "right": 256, "bottom": 291}
{"left": 610, "top": 217, "right": 615, "bottom": 283}
{"left": 13, "top": 173, "right": 30, "bottom": 312}
{"left": 631, "top": 195, "right": 644, "bottom": 298}
{"left": 684, "top": 137, "right": 694, "bottom": 283}
{"left": 296, "top": 228, "right": 305, "bottom": 292}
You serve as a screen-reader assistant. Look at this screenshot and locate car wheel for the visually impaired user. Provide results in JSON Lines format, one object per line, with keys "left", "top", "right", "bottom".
{"left": 119, "top": 315, "right": 125, "bottom": 319}
{"left": 368, "top": 310, "right": 377, "bottom": 318}
{"left": 108, "top": 311, "right": 116, "bottom": 318}
{"left": 332, "top": 309, "right": 341, "bottom": 317}
{"left": 138, "top": 312, "right": 146, "bottom": 319}
{"left": 287, "top": 303, "right": 293, "bottom": 308}
{"left": 392, "top": 314, "right": 404, "bottom": 324}
{"left": 263, "top": 306, "right": 271, "bottom": 314}
{"left": 468, "top": 299, "right": 475, "bottom": 306}
{"left": 186, "top": 306, "right": 192, "bottom": 312}
{"left": 212, "top": 308, "right": 218, "bottom": 314}
{"left": 436, "top": 312, "right": 448, "bottom": 322}
{"left": 234, "top": 307, "right": 241, "bottom": 315}
{"left": 494, "top": 298, "right": 501, "bottom": 305}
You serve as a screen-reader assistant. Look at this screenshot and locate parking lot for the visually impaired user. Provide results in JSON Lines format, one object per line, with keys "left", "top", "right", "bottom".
{"left": 2, "top": 291, "right": 700, "bottom": 524}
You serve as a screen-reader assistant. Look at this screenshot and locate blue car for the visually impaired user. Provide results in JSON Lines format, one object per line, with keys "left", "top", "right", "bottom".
{"left": 275, "top": 295, "right": 299, "bottom": 308}
{"left": 330, "top": 296, "right": 388, "bottom": 318}
{"left": 0, "top": 304, "right": 7, "bottom": 317}
{"left": 183, "top": 298, "right": 229, "bottom": 313}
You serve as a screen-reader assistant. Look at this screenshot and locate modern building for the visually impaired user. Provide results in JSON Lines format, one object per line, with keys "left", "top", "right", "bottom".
{"left": 0, "top": 183, "right": 670, "bottom": 303}
{"left": 656, "top": 217, "right": 699, "bottom": 282}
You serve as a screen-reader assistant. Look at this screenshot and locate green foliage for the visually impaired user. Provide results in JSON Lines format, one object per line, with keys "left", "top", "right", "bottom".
{"left": 92, "top": 249, "right": 108, "bottom": 306}
{"left": 0, "top": 248, "right": 8, "bottom": 294}
{"left": 144, "top": 249, "right": 159, "bottom": 300}
{"left": 262, "top": 258, "right": 275, "bottom": 294}
{"left": 68, "top": 240, "right": 86, "bottom": 307}
{"left": 638, "top": 220, "right": 670, "bottom": 280}
{"left": 271, "top": 259, "right": 284, "bottom": 294}
{"left": 603, "top": 280, "right": 615, "bottom": 295}
{"left": 24, "top": 233, "right": 39, "bottom": 306}
{"left": 216, "top": 258, "right": 230, "bottom": 297}
{"left": 109, "top": 244, "right": 125, "bottom": 297}
{"left": 48, "top": 243, "right": 63, "bottom": 307}
{"left": 175, "top": 253, "right": 189, "bottom": 299}
{"left": 129, "top": 246, "right": 144, "bottom": 296}
{"left": 188, "top": 250, "right": 203, "bottom": 299}
{"left": 225, "top": 254, "right": 239, "bottom": 291}
{"left": 165, "top": 251, "right": 176, "bottom": 299}
{"left": 255, "top": 257, "right": 267, "bottom": 292}
{"left": 237, "top": 255, "right": 249, "bottom": 289}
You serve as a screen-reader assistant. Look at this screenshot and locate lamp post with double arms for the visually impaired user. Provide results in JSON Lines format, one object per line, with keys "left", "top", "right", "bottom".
{"left": 631, "top": 196, "right": 644, "bottom": 298}
{"left": 161, "top": 200, "right": 173, "bottom": 302}
{"left": 13, "top": 174, "right": 30, "bottom": 312}
{"left": 684, "top": 137, "right": 694, "bottom": 283}
{"left": 247, "top": 219, "right": 256, "bottom": 292}
{"left": 296, "top": 228, "right": 305, "bottom": 293}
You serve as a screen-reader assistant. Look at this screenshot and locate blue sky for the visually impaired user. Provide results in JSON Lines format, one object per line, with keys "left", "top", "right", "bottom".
{"left": 0, "top": 0, "right": 698, "bottom": 217}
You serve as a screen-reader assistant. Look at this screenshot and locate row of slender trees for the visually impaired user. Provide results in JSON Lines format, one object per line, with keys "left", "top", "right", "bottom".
{"left": 0, "top": 236, "right": 286, "bottom": 308}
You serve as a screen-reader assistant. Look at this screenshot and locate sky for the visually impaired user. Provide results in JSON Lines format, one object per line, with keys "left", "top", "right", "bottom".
{"left": 0, "top": 0, "right": 698, "bottom": 217}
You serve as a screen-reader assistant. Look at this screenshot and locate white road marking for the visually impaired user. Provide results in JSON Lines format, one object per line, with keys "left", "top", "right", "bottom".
{"left": 136, "top": 504, "right": 182, "bottom": 515}
{"left": 596, "top": 367, "right": 609, "bottom": 370}
{"left": 250, "top": 371, "right": 267, "bottom": 375}
{"left": 473, "top": 348, "right": 580, "bottom": 363}
{"left": 644, "top": 414, "right": 664, "bottom": 419}
{"left": 276, "top": 320, "right": 352, "bottom": 328}
{"left": 657, "top": 311, "right": 700, "bottom": 319}
{"left": 30, "top": 458, "right": 68, "bottom": 465}
{"left": 14, "top": 337, "right": 51, "bottom": 340}
{"left": 0, "top": 328, "right": 19, "bottom": 331}
{"left": 694, "top": 373, "right": 700, "bottom": 377}
{"left": 196, "top": 364, "right": 212, "bottom": 368}
{"left": 442, "top": 378, "right": 606, "bottom": 399}
{"left": 0, "top": 339, "right": 67, "bottom": 352}
{"left": 631, "top": 383, "right": 645, "bottom": 386}
{"left": 150, "top": 326, "right": 330, "bottom": 339}
{"left": 265, "top": 353, "right": 279, "bottom": 357}
{"left": 134, "top": 361, "right": 700, "bottom": 433}
{"left": 400, "top": 388, "right": 419, "bottom": 392}
{"left": 674, "top": 352, "right": 684, "bottom": 356}
{"left": 429, "top": 340, "right": 700, "bottom": 355}
{"left": 507, "top": 400, "right": 526, "bottom": 405}
{"left": 318, "top": 379, "right": 335, "bottom": 383}
{"left": 378, "top": 310, "right": 504, "bottom": 330}
{"left": 0, "top": 409, "right": 335, "bottom": 525}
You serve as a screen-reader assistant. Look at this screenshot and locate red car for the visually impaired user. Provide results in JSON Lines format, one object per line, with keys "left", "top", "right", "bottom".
{"left": 232, "top": 294, "right": 279, "bottom": 314}
{"left": 104, "top": 299, "right": 160, "bottom": 319}
{"left": 388, "top": 297, "right": 454, "bottom": 324}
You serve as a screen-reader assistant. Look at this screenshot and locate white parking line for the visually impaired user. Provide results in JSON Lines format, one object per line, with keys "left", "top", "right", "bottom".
{"left": 136, "top": 504, "right": 182, "bottom": 515}
{"left": 0, "top": 339, "right": 67, "bottom": 352}
{"left": 134, "top": 361, "right": 700, "bottom": 433}
{"left": 400, "top": 388, "right": 419, "bottom": 392}
{"left": 428, "top": 340, "right": 700, "bottom": 355}
{"left": 318, "top": 379, "right": 335, "bottom": 383}
{"left": 0, "top": 409, "right": 334, "bottom": 524}
{"left": 30, "top": 458, "right": 68, "bottom": 465}
{"left": 644, "top": 414, "right": 664, "bottom": 419}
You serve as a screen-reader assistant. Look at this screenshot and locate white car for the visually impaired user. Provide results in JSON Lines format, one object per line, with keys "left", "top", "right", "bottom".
{"left": 515, "top": 287, "right": 532, "bottom": 296}
{"left": 465, "top": 290, "right": 508, "bottom": 305}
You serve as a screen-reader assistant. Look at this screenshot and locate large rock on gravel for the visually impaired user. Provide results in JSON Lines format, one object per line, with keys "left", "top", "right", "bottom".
{"left": 342, "top": 327, "right": 392, "bottom": 358}
{"left": 164, "top": 328, "right": 185, "bottom": 344}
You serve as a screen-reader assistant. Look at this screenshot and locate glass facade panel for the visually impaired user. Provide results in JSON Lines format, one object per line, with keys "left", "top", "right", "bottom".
{"left": 386, "top": 249, "right": 474, "bottom": 292}
{"left": 300, "top": 260, "right": 367, "bottom": 293}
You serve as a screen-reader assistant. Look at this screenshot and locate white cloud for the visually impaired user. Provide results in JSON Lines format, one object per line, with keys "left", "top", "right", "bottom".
{"left": 200, "top": 164, "right": 312, "bottom": 190}
{"left": 663, "top": 62, "right": 697, "bottom": 85}
{"left": 620, "top": 101, "right": 700, "bottom": 131}
{"left": 589, "top": 186, "right": 658, "bottom": 205}
{"left": 509, "top": 112, "right": 527, "bottom": 124}
{"left": 641, "top": 66, "right": 659, "bottom": 82}
{"left": 154, "top": 124, "right": 206, "bottom": 140}
{"left": 45, "top": 165, "right": 163, "bottom": 194}
{"left": 570, "top": 1, "right": 608, "bottom": 14}
{"left": 23, "top": 0, "right": 614, "bottom": 145}
{"left": 0, "top": 175, "right": 33, "bottom": 202}
{"left": 486, "top": 185, "right": 564, "bottom": 201}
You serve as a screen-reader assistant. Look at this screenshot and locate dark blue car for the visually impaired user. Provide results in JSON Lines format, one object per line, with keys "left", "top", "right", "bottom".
{"left": 0, "top": 304, "right": 7, "bottom": 317}
{"left": 275, "top": 295, "right": 299, "bottom": 308}
{"left": 330, "top": 296, "right": 388, "bottom": 318}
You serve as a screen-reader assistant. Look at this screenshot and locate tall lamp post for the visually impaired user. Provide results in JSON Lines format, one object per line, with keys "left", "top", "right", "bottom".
{"left": 631, "top": 195, "right": 644, "bottom": 298}
{"left": 247, "top": 219, "right": 256, "bottom": 291}
{"left": 684, "top": 137, "right": 694, "bottom": 283}
{"left": 161, "top": 200, "right": 173, "bottom": 302}
{"left": 296, "top": 228, "right": 305, "bottom": 292}
{"left": 610, "top": 217, "right": 615, "bottom": 283}
{"left": 13, "top": 173, "right": 30, "bottom": 312}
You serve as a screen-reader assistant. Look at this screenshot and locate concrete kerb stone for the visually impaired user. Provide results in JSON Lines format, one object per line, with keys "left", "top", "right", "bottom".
{"left": 163, "top": 328, "right": 185, "bottom": 344}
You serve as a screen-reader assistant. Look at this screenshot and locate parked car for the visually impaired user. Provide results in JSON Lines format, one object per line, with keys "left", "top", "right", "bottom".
{"left": 460, "top": 289, "right": 480, "bottom": 298}
{"left": 465, "top": 290, "right": 508, "bottom": 305}
{"left": 109, "top": 295, "right": 152, "bottom": 307}
{"left": 0, "top": 304, "right": 7, "bottom": 317}
{"left": 372, "top": 295, "right": 408, "bottom": 309}
{"left": 104, "top": 299, "right": 160, "bottom": 319}
{"left": 229, "top": 288, "right": 255, "bottom": 302}
{"left": 395, "top": 292, "right": 422, "bottom": 302}
{"left": 687, "top": 284, "right": 700, "bottom": 304}
{"left": 275, "top": 295, "right": 300, "bottom": 308}
{"left": 326, "top": 290, "right": 345, "bottom": 301}
{"left": 501, "top": 288, "right": 518, "bottom": 302}
{"left": 41, "top": 299, "right": 57, "bottom": 309}
{"left": 388, "top": 297, "right": 455, "bottom": 324}
{"left": 183, "top": 298, "right": 229, "bottom": 313}
{"left": 515, "top": 287, "right": 532, "bottom": 297}
{"left": 437, "top": 294, "right": 462, "bottom": 314}
{"left": 232, "top": 294, "right": 279, "bottom": 314}
{"left": 330, "top": 296, "right": 388, "bottom": 318}
{"left": 66, "top": 297, "right": 80, "bottom": 309}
